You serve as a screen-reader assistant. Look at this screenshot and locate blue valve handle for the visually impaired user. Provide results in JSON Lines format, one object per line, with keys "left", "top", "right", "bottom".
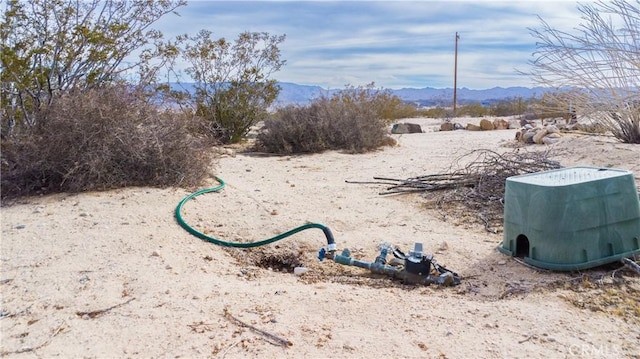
{"left": 317, "top": 247, "right": 326, "bottom": 261}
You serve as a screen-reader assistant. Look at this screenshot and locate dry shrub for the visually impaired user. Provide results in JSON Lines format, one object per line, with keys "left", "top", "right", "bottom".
{"left": 571, "top": 121, "right": 610, "bottom": 134}
{"left": 255, "top": 104, "right": 328, "bottom": 154}
{"left": 256, "top": 97, "right": 390, "bottom": 154}
{"left": 1, "top": 85, "right": 212, "bottom": 201}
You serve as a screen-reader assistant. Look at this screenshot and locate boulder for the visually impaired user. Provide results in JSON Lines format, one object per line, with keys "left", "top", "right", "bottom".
{"left": 515, "top": 131, "right": 523, "bottom": 141}
{"left": 454, "top": 122, "right": 465, "bottom": 130}
{"left": 440, "top": 122, "right": 455, "bottom": 131}
{"left": 533, "top": 128, "right": 548, "bottom": 144}
{"left": 520, "top": 118, "right": 536, "bottom": 127}
{"left": 546, "top": 124, "right": 560, "bottom": 133}
{"left": 480, "top": 118, "right": 494, "bottom": 130}
{"left": 522, "top": 131, "right": 536, "bottom": 143}
{"left": 407, "top": 123, "right": 423, "bottom": 133}
{"left": 392, "top": 123, "right": 423, "bottom": 134}
{"left": 493, "top": 119, "right": 509, "bottom": 130}
{"left": 516, "top": 123, "right": 563, "bottom": 145}
{"left": 466, "top": 123, "right": 482, "bottom": 131}
{"left": 546, "top": 132, "right": 561, "bottom": 139}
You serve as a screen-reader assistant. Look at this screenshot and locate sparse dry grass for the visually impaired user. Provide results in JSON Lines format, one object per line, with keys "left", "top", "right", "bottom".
{"left": 557, "top": 272, "right": 640, "bottom": 323}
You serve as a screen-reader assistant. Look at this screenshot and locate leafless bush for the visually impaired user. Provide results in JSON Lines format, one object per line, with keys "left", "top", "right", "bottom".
{"left": 256, "top": 96, "right": 390, "bottom": 154}
{"left": 1, "top": 85, "right": 212, "bottom": 201}
{"left": 525, "top": 0, "right": 640, "bottom": 143}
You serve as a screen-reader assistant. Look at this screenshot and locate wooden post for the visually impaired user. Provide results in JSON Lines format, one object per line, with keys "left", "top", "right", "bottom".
{"left": 453, "top": 32, "right": 459, "bottom": 117}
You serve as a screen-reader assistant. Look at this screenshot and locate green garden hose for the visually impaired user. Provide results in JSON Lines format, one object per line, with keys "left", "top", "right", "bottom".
{"left": 175, "top": 176, "right": 336, "bottom": 248}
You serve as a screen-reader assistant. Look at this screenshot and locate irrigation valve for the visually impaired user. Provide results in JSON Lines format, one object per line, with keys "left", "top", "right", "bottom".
{"left": 318, "top": 242, "right": 461, "bottom": 286}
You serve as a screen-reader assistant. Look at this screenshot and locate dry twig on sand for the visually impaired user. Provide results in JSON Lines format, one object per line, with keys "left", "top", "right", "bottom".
{"left": 75, "top": 298, "right": 135, "bottom": 319}
{"left": 348, "top": 149, "right": 562, "bottom": 232}
{"left": 0, "top": 320, "right": 66, "bottom": 355}
{"left": 223, "top": 308, "right": 293, "bottom": 347}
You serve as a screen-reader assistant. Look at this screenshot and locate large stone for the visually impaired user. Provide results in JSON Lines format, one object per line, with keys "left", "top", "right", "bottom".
{"left": 546, "top": 132, "right": 562, "bottom": 139}
{"left": 546, "top": 124, "right": 560, "bottom": 133}
{"left": 533, "top": 128, "right": 548, "bottom": 144}
{"left": 392, "top": 123, "right": 423, "bottom": 134}
{"left": 515, "top": 131, "right": 523, "bottom": 141}
{"left": 440, "top": 122, "right": 455, "bottom": 131}
{"left": 466, "top": 123, "right": 482, "bottom": 131}
{"left": 542, "top": 136, "right": 560, "bottom": 145}
{"left": 480, "top": 118, "right": 494, "bottom": 130}
{"left": 522, "top": 130, "right": 536, "bottom": 143}
{"left": 493, "top": 119, "right": 509, "bottom": 130}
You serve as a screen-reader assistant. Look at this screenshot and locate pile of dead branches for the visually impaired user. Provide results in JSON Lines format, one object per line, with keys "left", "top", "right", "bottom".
{"left": 349, "top": 149, "right": 562, "bottom": 232}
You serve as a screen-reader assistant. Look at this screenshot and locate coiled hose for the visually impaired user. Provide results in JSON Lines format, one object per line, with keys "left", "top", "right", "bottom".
{"left": 175, "top": 177, "right": 336, "bottom": 248}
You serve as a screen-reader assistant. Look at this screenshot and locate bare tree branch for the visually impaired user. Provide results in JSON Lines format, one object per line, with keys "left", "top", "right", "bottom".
{"left": 522, "top": 0, "right": 640, "bottom": 143}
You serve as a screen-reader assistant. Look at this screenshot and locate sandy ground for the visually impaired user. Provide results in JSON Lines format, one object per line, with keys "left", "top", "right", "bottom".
{"left": 1, "top": 117, "right": 639, "bottom": 358}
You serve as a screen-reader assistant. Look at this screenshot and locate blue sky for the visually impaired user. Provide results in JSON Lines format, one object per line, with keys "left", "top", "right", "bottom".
{"left": 155, "top": 1, "right": 584, "bottom": 90}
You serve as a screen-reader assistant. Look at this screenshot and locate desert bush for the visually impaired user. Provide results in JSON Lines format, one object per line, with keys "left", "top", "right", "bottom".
{"left": 174, "top": 30, "right": 285, "bottom": 144}
{"left": 330, "top": 83, "right": 419, "bottom": 122}
{"left": 527, "top": 91, "right": 577, "bottom": 120}
{"left": 255, "top": 105, "right": 328, "bottom": 154}
{"left": 574, "top": 121, "right": 609, "bottom": 134}
{"left": 256, "top": 90, "right": 389, "bottom": 154}
{"left": 457, "top": 102, "right": 489, "bottom": 117}
{"left": 365, "top": 89, "right": 420, "bottom": 121}
{"left": 420, "top": 106, "right": 448, "bottom": 118}
{"left": 1, "top": 85, "right": 212, "bottom": 201}
{"left": 0, "top": 0, "right": 185, "bottom": 135}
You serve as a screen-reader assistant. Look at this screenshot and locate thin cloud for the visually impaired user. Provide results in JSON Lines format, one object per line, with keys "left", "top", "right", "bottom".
{"left": 157, "top": 1, "right": 583, "bottom": 89}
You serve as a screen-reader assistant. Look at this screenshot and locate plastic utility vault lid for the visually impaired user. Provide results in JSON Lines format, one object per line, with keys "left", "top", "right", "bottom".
{"left": 507, "top": 166, "right": 630, "bottom": 186}
{"left": 499, "top": 166, "right": 640, "bottom": 271}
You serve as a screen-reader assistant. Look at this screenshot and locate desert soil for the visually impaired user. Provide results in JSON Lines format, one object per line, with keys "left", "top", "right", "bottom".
{"left": 1, "top": 117, "right": 639, "bottom": 358}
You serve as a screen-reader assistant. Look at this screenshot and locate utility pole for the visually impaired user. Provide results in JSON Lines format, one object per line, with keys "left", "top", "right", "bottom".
{"left": 453, "top": 32, "right": 459, "bottom": 116}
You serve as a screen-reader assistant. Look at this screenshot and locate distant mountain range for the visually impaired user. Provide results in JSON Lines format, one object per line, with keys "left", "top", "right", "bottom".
{"left": 169, "top": 82, "right": 555, "bottom": 107}
{"left": 274, "top": 82, "right": 554, "bottom": 107}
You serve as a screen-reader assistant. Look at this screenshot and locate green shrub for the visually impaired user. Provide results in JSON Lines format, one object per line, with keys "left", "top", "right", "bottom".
{"left": 331, "top": 83, "right": 419, "bottom": 122}
{"left": 177, "top": 30, "right": 285, "bottom": 144}
{"left": 1, "top": 85, "right": 212, "bottom": 201}
{"left": 420, "top": 106, "right": 447, "bottom": 118}
{"left": 457, "top": 102, "right": 488, "bottom": 117}
{"left": 256, "top": 91, "right": 390, "bottom": 154}
{"left": 366, "top": 91, "right": 420, "bottom": 121}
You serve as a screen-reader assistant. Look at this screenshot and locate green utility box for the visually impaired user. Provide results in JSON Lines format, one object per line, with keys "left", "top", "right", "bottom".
{"left": 499, "top": 166, "right": 640, "bottom": 271}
